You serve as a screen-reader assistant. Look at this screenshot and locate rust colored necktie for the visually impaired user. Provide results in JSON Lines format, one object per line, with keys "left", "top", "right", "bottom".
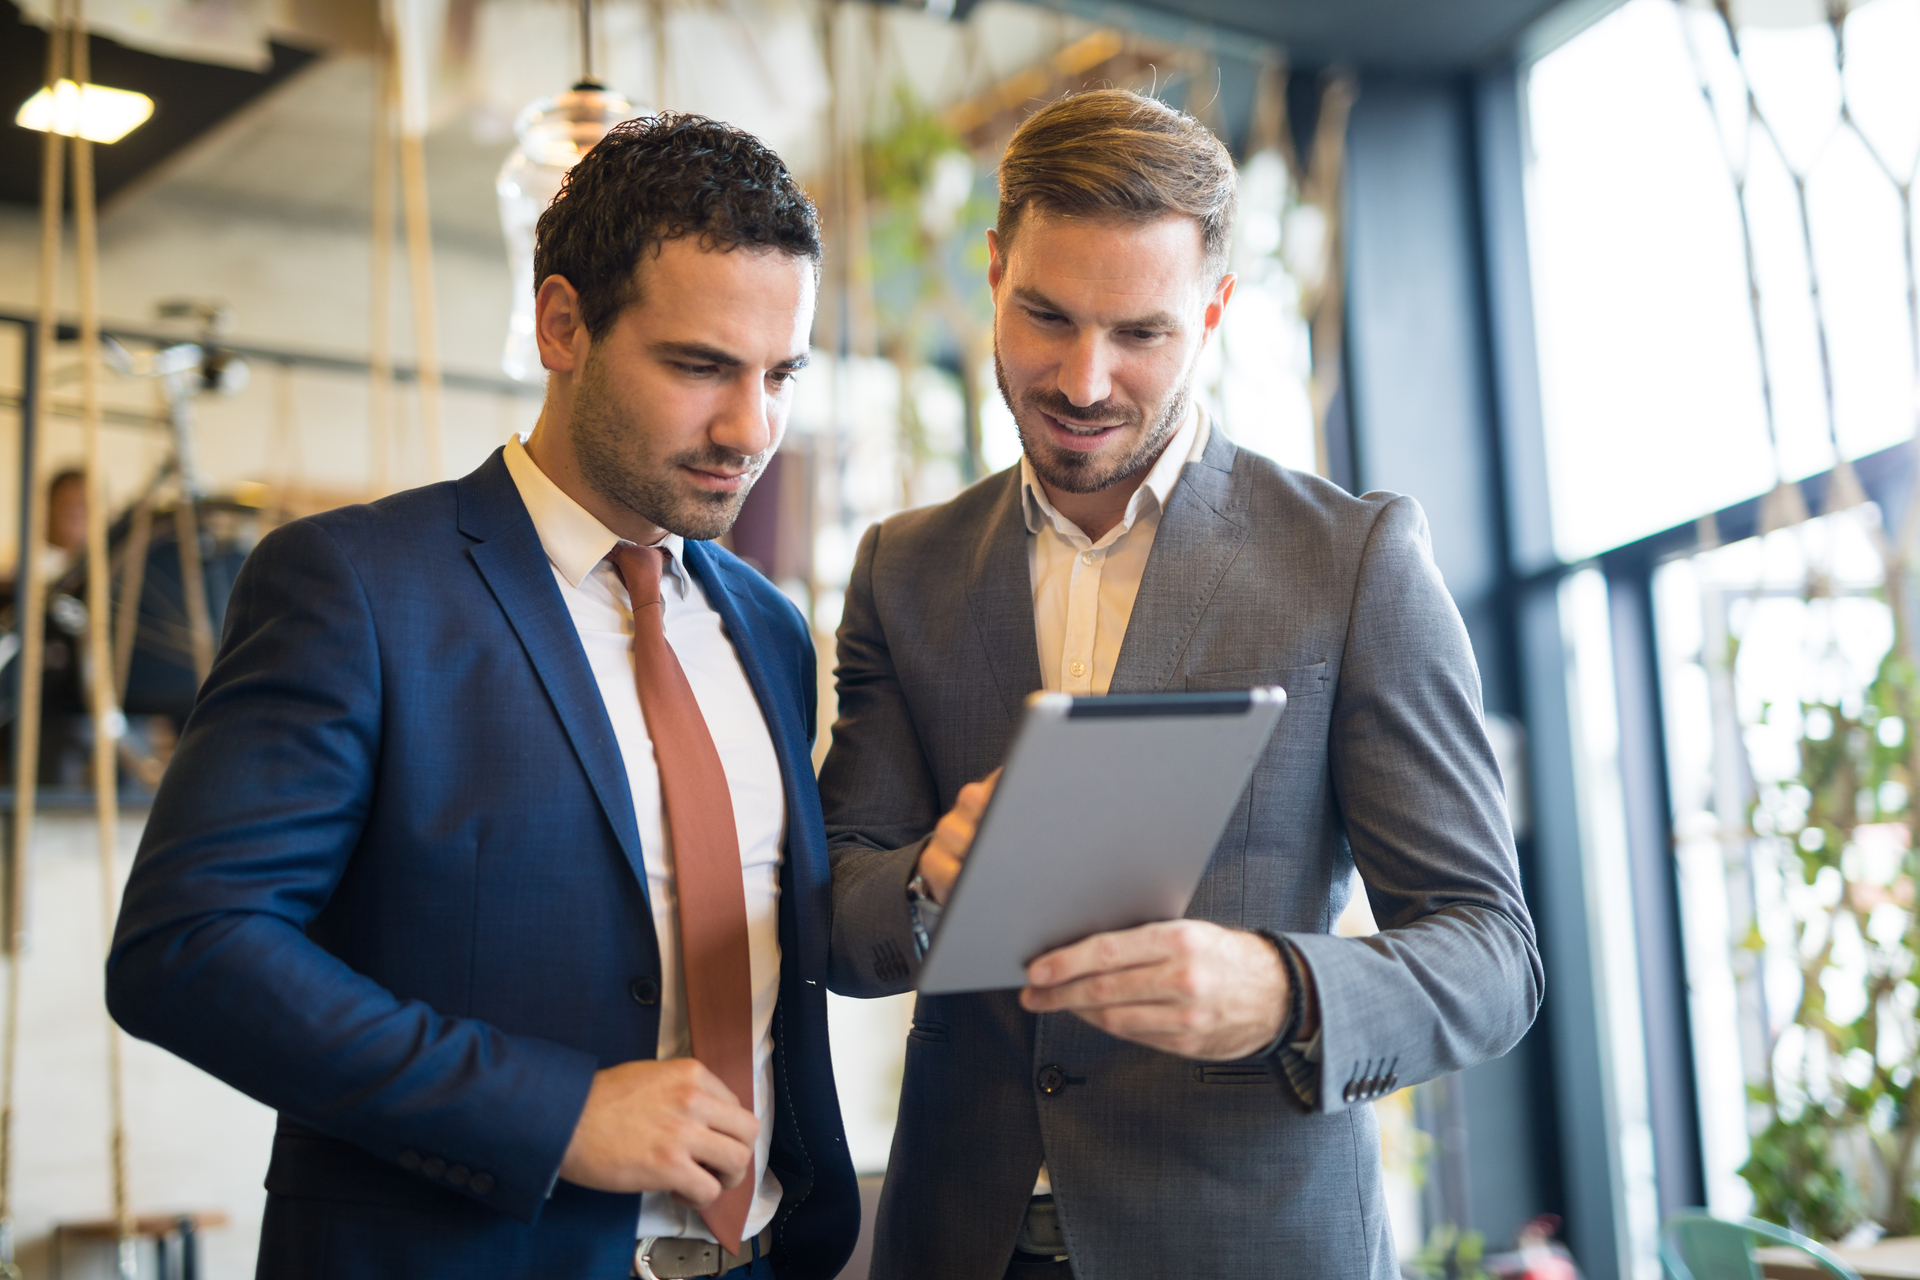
{"left": 608, "top": 543, "right": 756, "bottom": 1255}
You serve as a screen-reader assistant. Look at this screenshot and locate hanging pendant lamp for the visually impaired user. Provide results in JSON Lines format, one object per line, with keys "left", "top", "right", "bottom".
{"left": 496, "top": 0, "right": 638, "bottom": 383}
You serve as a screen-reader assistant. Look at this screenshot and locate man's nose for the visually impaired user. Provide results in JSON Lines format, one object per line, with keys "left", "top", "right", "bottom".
{"left": 1056, "top": 334, "right": 1113, "bottom": 409}
{"left": 711, "top": 377, "right": 776, "bottom": 459}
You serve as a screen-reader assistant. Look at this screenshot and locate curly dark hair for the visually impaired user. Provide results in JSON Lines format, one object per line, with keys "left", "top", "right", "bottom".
{"left": 533, "top": 112, "right": 821, "bottom": 340}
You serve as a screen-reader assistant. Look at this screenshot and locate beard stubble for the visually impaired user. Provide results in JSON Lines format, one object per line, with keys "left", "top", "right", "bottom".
{"left": 993, "top": 338, "right": 1191, "bottom": 496}
{"left": 568, "top": 348, "right": 769, "bottom": 542}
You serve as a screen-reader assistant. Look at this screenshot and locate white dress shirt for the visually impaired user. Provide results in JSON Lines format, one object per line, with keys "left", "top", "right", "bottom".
{"left": 503, "top": 436, "right": 785, "bottom": 1242}
{"left": 1023, "top": 404, "right": 1210, "bottom": 695}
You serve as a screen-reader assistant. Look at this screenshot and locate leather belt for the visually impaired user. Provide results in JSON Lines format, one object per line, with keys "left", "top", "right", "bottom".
{"left": 633, "top": 1227, "right": 772, "bottom": 1279}
{"left": 1015, "top": 1195, "right": 1068, "bottom": 1260}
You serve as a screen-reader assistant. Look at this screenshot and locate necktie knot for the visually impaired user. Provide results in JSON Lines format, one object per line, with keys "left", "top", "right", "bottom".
{"left": 609, "top": 543, "right": 668, "bottom": 612}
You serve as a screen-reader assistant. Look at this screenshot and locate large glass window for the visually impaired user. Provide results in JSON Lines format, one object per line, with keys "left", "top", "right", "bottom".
{"left": 1527, "top": 0, "right": 1918, "bottom": 563}
{"left": 1526, "top": 0, "right": 1920, "bottom": 1257}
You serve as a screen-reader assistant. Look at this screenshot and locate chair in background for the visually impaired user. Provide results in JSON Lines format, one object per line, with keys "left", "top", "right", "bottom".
{"left": 1660, "top": 1211, "right": 1861, "bottom": 1280}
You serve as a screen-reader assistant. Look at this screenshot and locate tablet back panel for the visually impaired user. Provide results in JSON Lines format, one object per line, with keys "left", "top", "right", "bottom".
{"left": 917, "top": 688, "right": 1286, "bottom": 994}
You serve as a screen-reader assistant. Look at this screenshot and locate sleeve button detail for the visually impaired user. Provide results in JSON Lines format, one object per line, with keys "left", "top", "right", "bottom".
{"left": 470, "top": 1172, "right": 496, "bottom": 1196}
{"left": 421, "top": 1156, "right": 446, "bottom": 1179}
{"left": 398, "top": 1149, "right": 422, "bottom": 1172}
{"left": 446, "top": 1164, "right": 470, "bottom": 1188}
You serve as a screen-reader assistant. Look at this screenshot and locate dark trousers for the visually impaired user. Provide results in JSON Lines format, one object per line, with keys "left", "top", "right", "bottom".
{"left": 1003, "top": 1255, "right": 1074, "bottom": 1280}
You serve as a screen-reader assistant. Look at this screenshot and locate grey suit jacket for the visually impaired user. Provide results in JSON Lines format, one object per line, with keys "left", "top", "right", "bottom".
{"left": 819, "top": 427, "right": 1542, "bottom": 1280}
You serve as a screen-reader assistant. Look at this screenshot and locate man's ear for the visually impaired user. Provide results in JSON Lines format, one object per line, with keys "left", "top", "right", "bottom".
{"left": 535, "top": 275, "right": 590, "bottom": 374}
{"left": 1201, "top": 272, "right": 1237, "bottom": 344}
{"left": 986, "top": 228, "right": 1005, "bottom": 293}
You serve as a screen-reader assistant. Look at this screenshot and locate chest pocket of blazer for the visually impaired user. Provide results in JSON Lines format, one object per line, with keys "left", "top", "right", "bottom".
{"left": 1184, "top": 661, "right": 1328, "bottom": 702}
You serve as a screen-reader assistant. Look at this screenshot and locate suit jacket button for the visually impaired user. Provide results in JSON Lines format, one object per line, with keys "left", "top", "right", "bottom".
{"left": 421, "top": 1156, "right": 446, "bottom": 1179}
{"left": 470, "top": 1172, "right": 496, "bottom": 1196}
{"left": 398, "top": 1149, "right": 422, "bottom": 1172}
{"left": 630, "top": 976, "right": 661, "bottom": 1006}
{"left": 446, "top": 1164, "right": 470, "bottom": 1188}
{"left": 1037, "top": 1065, "right": 1068, "bottom": 1095}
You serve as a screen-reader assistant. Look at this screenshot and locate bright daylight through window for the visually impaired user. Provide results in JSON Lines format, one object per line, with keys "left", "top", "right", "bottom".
{"left": 1530, "top": 0, "right": 1920, "bottom": 1253}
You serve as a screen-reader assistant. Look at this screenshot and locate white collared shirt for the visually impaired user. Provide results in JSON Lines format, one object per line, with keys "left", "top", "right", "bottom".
{"left": 1022, "top": 404, "right": 1211, "bottom": 695}
{"left": 503, "top": 436, "right": 785, "bottom": 1242}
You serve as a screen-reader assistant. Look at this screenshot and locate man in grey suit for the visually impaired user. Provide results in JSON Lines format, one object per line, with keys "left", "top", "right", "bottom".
{"left": 820, "top": 89, "right": 1542, "bottom": 1280}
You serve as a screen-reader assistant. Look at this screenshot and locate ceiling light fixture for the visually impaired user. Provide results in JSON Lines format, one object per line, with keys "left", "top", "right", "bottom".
{"left": 495, "top": 0, "right": 636, "bottom": 382}
{"left": 15, "top": 79, "right": 154, "bottom": 144}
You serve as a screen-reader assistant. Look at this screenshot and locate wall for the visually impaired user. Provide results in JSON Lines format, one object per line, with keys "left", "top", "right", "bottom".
{"left": 7, "top": 815, "right": 274, "bottom": 1280}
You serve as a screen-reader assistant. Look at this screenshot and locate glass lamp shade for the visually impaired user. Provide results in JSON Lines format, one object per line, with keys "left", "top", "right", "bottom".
{"left": 497, "top": 84, "right": 637, "bottom": 382}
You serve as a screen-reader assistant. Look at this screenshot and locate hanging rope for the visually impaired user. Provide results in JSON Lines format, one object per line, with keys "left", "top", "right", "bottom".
{"left": 389, "top": 0, "right": 444, "bottom": 483}
{"left": 650, "top": 0, "right": 670, "bottom": 110}
{"left": 69, "top": 7, "right": 139, "bottom": 1273}
{"left": 579, "top": 0, "right": 595, "bottom": 83}
{"left": 369, "top": 23, "right": 396, "bottom": 495}
{"left": 400, "top": 144, "right": 443, "bottom": 482}
{"left": 0, "top": 2, "right": 74, "bottom": 1271}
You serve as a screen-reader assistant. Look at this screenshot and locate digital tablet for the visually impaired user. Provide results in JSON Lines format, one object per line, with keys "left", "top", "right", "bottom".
{"left": 916, "top": 687, "right": 1288, "bottom": 995}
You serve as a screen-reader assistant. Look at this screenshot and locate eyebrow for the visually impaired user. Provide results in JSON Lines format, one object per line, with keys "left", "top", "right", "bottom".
{"left": 651, "top": 341, "right": 811, "bottom": 371}
{"left": 1010, "top": 286, "right": 1180, "bottom": 332}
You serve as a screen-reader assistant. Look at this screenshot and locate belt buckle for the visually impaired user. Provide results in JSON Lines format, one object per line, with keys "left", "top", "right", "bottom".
{"left": 1016, "top": 1195, "right": 1068, "bottom": 1260}
{"left": 634, "top": 1229, "right": 761, "bottom": 1278}
{"left": 634, "top": 1236, "right": 665, "bottom": 1280}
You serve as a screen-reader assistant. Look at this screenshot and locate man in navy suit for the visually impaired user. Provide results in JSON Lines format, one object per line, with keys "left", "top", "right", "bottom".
{"left": 107, "top": 114, "right": 857, "bottom": 1280}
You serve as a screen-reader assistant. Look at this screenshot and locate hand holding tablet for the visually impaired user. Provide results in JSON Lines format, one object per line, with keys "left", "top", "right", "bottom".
{"left": 915, "top": 688, "right": 1288, "bottom": 996}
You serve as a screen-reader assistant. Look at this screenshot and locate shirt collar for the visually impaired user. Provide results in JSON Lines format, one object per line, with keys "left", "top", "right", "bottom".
{"left": 502, "top": 434, "right": 687, "bottom": 592}
{"left": 1020, "top": 400, "right": 1211, "bottom": 542}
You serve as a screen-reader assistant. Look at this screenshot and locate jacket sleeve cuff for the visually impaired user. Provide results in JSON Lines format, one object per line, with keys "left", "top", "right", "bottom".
{"left": 1253, "top": 931, "right": 1321, "bottom": 1111}
{"left": 827, "top": 837, "right": 931, "bottom": 996}
{"left": 381, "top": 1033, "right": 599, "bottom": 1224}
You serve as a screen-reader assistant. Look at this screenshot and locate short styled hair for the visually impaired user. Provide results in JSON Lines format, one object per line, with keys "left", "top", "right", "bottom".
{"left": 534, "top": 112, "right": 821, "bottom": 339}
{"left": 996, "top": 89, "right": 1237, "bottom": 282}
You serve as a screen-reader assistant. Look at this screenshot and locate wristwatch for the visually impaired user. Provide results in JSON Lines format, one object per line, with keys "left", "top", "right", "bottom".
{"left": 906, "top": 871, "right": 943, "bottom": 957}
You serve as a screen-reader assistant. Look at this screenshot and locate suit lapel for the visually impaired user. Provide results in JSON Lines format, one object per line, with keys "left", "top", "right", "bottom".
{"left": 458, "top": 454, "right": 648, "bottom": 892}
{"left": 683, "top": 543, "right": 803, "bottom": 787}
{"left": 1110, "top": 427, "right": 1251, "bottom": 693}
{"left": 964, "top": 473, "right": 1044, "bottom": 728}
{"left": 682, "top": 542, "right": 829, "bottom": 982}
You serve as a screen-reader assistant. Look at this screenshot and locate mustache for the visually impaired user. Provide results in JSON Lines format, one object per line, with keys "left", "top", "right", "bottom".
{"left": 669, "top": 444, "right": 771, "bottom": 476}
{"left": 1021, "top": 388, "right": 1140, "bottom": 430}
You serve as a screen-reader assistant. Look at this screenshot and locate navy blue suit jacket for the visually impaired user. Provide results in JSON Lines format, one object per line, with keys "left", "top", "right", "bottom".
{"left": 107, "top": 450, "right": 858, "bottom": 1279}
